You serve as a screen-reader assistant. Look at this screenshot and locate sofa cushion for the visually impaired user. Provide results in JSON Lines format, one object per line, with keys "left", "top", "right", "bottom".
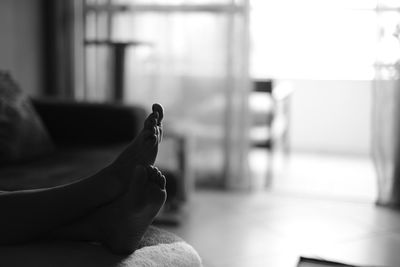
{"left": 0, "top": 144, "right": 125, "bottom": 191}
{"left": 0, "top": 71, "right": 54, "bottom": 164}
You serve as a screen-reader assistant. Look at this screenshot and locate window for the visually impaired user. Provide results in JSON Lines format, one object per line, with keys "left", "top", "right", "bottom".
{"left": 250, "top": 0, "right": 379, "bottom": 80}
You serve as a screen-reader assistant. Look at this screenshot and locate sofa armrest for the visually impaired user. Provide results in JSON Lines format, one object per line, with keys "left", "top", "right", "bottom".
{"left": 31, "top": 98, "right": 147, "bottom": 145}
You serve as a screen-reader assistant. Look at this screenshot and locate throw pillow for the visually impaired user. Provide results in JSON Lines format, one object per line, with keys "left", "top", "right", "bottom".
{"left": 0, "top": 71, "right": 54, "bottom": 163}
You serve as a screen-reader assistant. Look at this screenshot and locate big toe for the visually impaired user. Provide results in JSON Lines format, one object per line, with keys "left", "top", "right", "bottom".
{"left": 152, "top": 103, "right": 164, "bottom": 124}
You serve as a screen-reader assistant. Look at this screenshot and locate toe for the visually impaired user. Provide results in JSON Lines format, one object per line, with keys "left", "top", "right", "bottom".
{"left": 159, "top": 174, "right": 166, "bottom": 189}
{"left": 152, "top": 103, "right": 164, "bottom": 124}
{"left": 147, "top": 166, "right": 166, "bottom": 189}
{"left": 144, "top": 113, "right": 157, "bottom": 130}
{"left": 158, "top": 126, "right": 163, "bottom": 142}
{"left": 146, "top": 166, "right": 157, "bottom": 179}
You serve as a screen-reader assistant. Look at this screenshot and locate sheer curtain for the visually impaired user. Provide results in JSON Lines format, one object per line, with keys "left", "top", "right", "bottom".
{"left": 84, "top": 0, "right": 251, "bottom": 189}
{"left": 373, "top": 0, "right": 400, "bottom": 206}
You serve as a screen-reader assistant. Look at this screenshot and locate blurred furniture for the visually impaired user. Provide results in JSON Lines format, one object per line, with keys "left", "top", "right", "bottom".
{"left": 84, "top": 40, "right": 153, "bottom": 101}
{"left": 249, "top": 79, "right": 293, "bottom": 183}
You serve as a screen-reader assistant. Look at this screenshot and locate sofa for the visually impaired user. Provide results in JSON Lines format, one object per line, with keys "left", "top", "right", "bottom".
{"left": 0, "top": 98, "right": 147, "bottom": 191}
{"left": 0, "top": 98, "right": 201, "bottom": 266}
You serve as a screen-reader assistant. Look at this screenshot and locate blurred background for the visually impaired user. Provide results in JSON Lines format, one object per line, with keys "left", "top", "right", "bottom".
{"left": 1, "top": 0, "right": 400, "bottom": 266}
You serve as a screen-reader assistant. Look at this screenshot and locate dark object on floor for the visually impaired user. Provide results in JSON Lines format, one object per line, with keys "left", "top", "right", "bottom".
{"left": 298, "top": 257, "right": 369, "bottom": 267}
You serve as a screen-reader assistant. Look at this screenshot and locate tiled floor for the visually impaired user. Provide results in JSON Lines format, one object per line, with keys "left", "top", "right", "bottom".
{"left": 160, "top": 153, "right": 400, "bottom": 267}
{"left": 249, "top": 150, "right": 377, "bottom": 202}
{"left": 162, "top": 190, "right": 400, "bottom": 267}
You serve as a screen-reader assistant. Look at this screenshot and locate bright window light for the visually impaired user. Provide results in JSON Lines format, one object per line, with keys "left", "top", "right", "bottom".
{"left": 250, "top": 0, "right": 378, "bottom": 80}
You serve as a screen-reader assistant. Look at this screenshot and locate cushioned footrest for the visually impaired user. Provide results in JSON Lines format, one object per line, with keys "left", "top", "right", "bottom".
{"left": 0, "top": 226, "right": 202, "bottom": 267}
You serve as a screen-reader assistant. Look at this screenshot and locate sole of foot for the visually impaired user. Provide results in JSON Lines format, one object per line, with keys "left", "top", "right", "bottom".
{"left": 115, "top": 103, "right": 164, "bottom": 168}
{"left": 99, "top": 165, "right": 167, "bottom": 254}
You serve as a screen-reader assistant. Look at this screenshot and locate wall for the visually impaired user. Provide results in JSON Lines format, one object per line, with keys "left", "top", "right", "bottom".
{"left": 287, "top": 80, "right": 372, "bottom": 156}
{"left": 0, "top": 0, "right": 43, "bottom": 96}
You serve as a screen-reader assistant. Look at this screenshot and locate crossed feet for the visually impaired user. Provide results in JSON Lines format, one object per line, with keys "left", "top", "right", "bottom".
{"left": 54, "top": 104, "right": 167, "bottom": 254}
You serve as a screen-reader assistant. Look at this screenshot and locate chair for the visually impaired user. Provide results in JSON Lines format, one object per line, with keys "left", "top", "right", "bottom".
{"left": 249, "top": 79, "right": 293, "bottom": 184}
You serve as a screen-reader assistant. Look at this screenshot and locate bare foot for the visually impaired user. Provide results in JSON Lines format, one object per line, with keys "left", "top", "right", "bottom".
{"left": 50, "top": 165, "right": 167, "bottom": 254}
{"left": 96, "top": 103, "right": 163, "bottom": 197}
{"left": 100, "top": 165, "right": 166, "bottom": 254}
{"left": 115, "top": 103, "right": 163, "bottom": 167}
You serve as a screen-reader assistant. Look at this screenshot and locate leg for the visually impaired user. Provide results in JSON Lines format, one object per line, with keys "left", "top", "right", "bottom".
{"left": 48, "top": 165, "right": 167, "bottom": 254}
{"left": 0, "top": 104, "right": 164, "bottom": 244}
